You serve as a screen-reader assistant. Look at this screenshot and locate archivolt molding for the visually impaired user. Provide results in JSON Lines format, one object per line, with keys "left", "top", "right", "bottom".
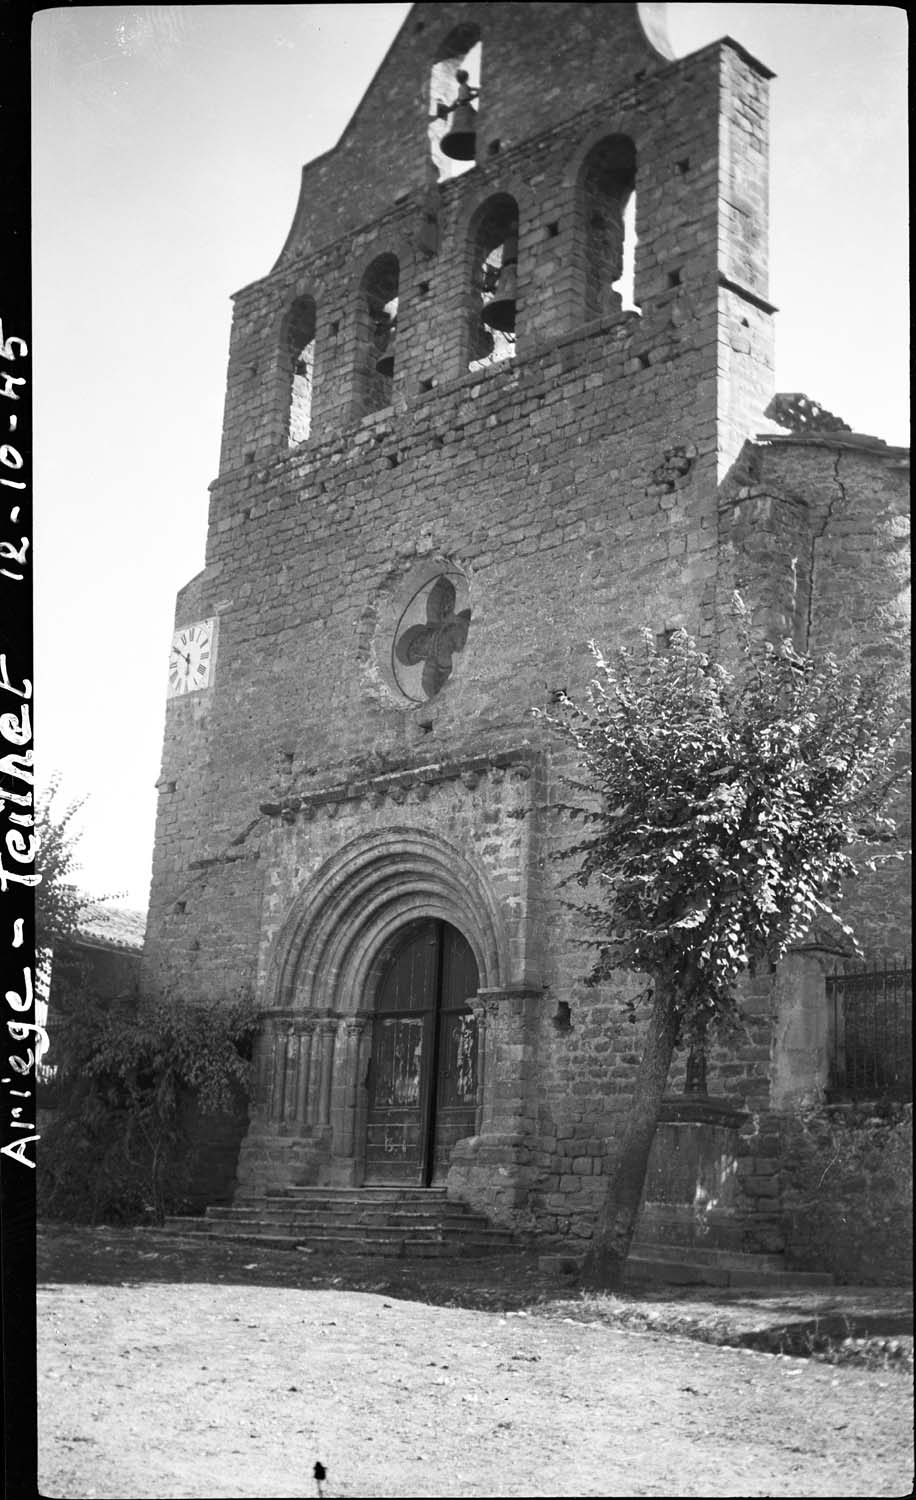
{"left": 264, "top": 826, "right": 509, "bottom": 1016}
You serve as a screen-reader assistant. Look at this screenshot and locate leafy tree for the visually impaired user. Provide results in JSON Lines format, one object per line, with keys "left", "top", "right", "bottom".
{"left": 541, "top": 600, "right": 908, "bottom": 1289}
{"left": 34, "top": 776, "right": 92, "bottom": 989}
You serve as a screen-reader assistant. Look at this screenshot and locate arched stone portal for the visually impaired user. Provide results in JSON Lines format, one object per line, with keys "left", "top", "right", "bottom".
{"left": 235, "top": 829, "right": 510, "bottom": 1194}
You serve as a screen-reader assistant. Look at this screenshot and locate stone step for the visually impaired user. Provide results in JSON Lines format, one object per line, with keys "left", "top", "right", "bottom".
{"left": 538, "top": 1245, "right": 834, "bottom": 1289}
{"left": 631, "top": 1241, "right": 789, "bottom": 1272}
{"left": 202, "top": 1216, "right": 513, "bottom": 1246}
{"left": 211, "top": 1196, "right": 464, "bottom": 1214}
{"left": 236, "top": 1187, "right": 450, "bottom": 1206}
{"left": 162, "top": 1219, "right": 511, "bottom": 1258}
{"left": 628, "top": 1260, "right": 834, "bottom": 1289}
{"left": 204, "top": 1205, "right": 497, "bottom": 1233}
{"left": 626, "top": 1247, "right": 833, "bottom": 1289}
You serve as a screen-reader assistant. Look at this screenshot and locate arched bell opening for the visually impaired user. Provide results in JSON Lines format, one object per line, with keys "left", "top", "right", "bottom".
{"left": 428, "top": 25, "right": 482, "bottom": 182}
{"left": 282, "top": 294, "right": 317, "bottom": 444}
{"left": 357, "top": 252, "right": 400, "bottom": 418}
{"left": 363, "top": 918, "right": 481, "bottom": 1185}
{"left": 467, "top": 193, "right": 520, "bottom": 371}
{"left": 579, "top": 134, "right": 638, "bottom": 319}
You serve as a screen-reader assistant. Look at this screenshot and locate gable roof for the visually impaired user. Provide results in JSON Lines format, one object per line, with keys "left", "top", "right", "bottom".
{"left": 73, "top": 903, "right": 146, "bottom": 954}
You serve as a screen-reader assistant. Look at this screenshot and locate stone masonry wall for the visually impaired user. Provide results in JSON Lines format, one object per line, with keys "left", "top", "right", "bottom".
{"left": 778, "top": 1103, "right": 913, "bottom": 1285}
{"left": 140, "top": 6, "right": 910, "bottom": 1249}
{"left": 718, "top": 435, "right": 911, "bottom": 962}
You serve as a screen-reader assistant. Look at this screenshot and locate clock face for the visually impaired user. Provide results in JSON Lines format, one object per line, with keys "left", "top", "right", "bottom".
{"left": 168, "top": 619, "right": 215, "bottom": 697}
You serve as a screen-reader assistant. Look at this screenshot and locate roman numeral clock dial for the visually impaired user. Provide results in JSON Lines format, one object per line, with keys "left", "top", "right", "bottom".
{"left": 167, "top": 619, "right": 216, "bottom": 697}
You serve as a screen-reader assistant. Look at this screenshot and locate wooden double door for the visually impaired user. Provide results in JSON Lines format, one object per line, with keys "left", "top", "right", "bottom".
{"left": 364, "top": 919, "right": 479, "bottom": 1185}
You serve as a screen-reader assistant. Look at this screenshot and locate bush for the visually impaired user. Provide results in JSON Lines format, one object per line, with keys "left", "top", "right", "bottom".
{"left": 38, "top": 982, "right": 257, "bottom": 1224}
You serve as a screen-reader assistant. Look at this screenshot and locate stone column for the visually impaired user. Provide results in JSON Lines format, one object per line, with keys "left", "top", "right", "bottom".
{"left": 271, "top": 1023, "right": 289, "bottom": 1126}
{"left": 294, "top": 1021, "right": 315, "bottom": 1126}
{"left": 282, "top": 1027, "right": 300, "bottom": 1124}
{"left": 306, "top": 1023, "right": 324, "bottom": 1126}
{"left": 257, "top": 1011, "right": 299, "bottom": 1126}
{"left": 340, "top": 1017, "right": 369, "bottom": 1156}
{"left": 316, "top": 1018, "right": 337, "bottom": 1128}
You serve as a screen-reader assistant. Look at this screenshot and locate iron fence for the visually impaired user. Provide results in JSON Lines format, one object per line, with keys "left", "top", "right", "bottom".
{"left": 827, "top": 960, "right": 912, "bottom": 1101}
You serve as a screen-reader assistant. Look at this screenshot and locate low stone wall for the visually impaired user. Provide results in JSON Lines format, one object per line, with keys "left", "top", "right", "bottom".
{"left": 778, "top": 1102, "right": 913, "bottom": 1285}
{"left": 633, "top": 1096, "right": 786, "bottom": 1257}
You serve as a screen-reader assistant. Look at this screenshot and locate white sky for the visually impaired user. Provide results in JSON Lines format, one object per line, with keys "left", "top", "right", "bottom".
{"left": 31, "top": 3, "right": 908, "bottom": 913}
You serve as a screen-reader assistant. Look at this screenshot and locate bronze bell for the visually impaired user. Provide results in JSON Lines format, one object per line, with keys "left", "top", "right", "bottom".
{"left": 440, "top": 70, "right": 478, "bottom": 161}
{"left": 441, "top": 102, "right": 477, "bottom": 160}
{"left": 481, "top": 238, "right": 518, "bottom": 333}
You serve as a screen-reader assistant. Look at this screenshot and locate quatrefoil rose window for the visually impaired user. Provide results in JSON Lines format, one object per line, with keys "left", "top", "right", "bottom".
{"left": 392, "top": 571, "right": 471, "bottom": 703}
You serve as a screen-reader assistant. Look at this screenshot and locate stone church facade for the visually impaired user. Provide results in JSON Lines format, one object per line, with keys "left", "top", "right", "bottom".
{"left": 143, "top": 4, "right": 909, "bottom": 1262}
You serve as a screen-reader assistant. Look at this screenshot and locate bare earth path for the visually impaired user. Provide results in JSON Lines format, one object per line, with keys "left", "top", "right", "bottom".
{"left": 39, "top": 1275, "right": 911, "bottom": 1499}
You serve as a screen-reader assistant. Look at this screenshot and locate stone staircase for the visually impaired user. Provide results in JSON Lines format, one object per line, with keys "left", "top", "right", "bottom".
{"left": 164, "top": 1185, "right": 518, "bottom": 1259}
{"left": 163, "top": 1186, "right": 833, "bottom": 1286}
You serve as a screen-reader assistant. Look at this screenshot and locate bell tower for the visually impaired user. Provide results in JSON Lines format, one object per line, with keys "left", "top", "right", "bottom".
{"left": 145, "top": 3, "right": 779, "bottom": 1206}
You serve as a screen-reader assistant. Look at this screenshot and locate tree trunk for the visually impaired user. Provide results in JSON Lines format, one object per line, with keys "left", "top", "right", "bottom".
{"left": 581, "top": 973, "right": 681, "bottom": 1290}
{"left": 684, "top": 1023, "right": 708, "bottom": 1096}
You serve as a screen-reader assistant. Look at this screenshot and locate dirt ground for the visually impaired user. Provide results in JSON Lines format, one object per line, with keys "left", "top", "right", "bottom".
{"left": 37, "top": 1225, "right": 914, "bottom": 1499}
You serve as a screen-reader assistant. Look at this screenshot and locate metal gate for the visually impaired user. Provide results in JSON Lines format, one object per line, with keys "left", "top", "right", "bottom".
{"left": 364, "top": 919, "right": 479, "bottom": 1184}
{"left": 827, "top": 960, "right": 912, "bottom": 1100}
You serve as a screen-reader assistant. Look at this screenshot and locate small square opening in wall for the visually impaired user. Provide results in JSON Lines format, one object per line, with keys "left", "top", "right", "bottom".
{"left": 244, "top": 451, "right": 255, "bottom": 465}
{"left": 546, "top": 221, "right": 560, "bottom": 238}
{"left": 655, "top": 628, "right": 676, "bottom": 652}
{"left": 173, "top": 900, "right": 186, "bottom": 915}
{"left": 487, "top": 139, "right": 501, "bottom": 156}
{"left": 668, "top": 268, "right": 683, "bottom": 288}
{"left": 420, "top": 377, "right": 436, "bottom": 393}
{"left": 418, "top": 281, "right": 431, "bottom": 296}
{"left": 418, "top": 719, "right": 434, "bottom": 735}
{"left": 553, "top": 1001, "right": 572, "bottom": 1031}
{"left": 638, "top": 351, "right": 651, "bottom": 369}
{"left": 676, "top": 157, "right": 690, "bottom": 175}
{"left": 387, "top": 453, "right": 399, "bottom": 468}
{"left": 330, "top": 319, "right": 340, "bottom": 336}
